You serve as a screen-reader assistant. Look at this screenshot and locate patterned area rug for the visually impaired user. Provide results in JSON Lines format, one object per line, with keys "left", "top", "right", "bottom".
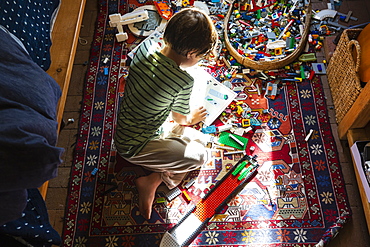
{"left": 62, "top": 0, "right": 351, "bottom": 246}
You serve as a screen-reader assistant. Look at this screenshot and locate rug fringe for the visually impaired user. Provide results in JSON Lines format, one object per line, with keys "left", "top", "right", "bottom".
{"left": 315, "top": 212, "right": 351, "bottom": 247}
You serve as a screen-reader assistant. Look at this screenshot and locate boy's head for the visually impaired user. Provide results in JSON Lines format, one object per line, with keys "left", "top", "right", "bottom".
{"left": 163, "top": 8, "right": 218, "bottom": 58}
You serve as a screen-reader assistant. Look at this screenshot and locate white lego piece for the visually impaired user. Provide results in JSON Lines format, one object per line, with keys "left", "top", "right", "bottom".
{"left": 116, "top": 32, "right": 128, "bottom": 42}
{"left": 217, "top": 124, "right": 234, "bottom": 132}
{"left": 229, "top": 134, "right": 244, "bottom": 147}
{"left": 214, "top": 144, "right": 235, "bottom": 151}
{"left": 109, "top": 14, "right": 122, "bottom": 24}
{"left": 224, "top": 150, "right": 245, "bottom": 156}
{"left": 193, "top": 1, "right": 210, "bottom": 15}
{"left": 165, "top": 187, "right": 182, "bottom": 201}
{"left": 266, "top": 40, "right": 286, "bottom": 50}
{"left": 244, "top": 127, "right": 253, "bottom": 133}
{"left": 232, "top": 127, "right": 245, "bottom": 137}
{"left": 313, "top": 9, "right": 337, "bottom": 20}
{"left": 289, "top": 0, "right": 299, "bottom": 13}
{"left": 311, "top": 63, "right": 327, "bottom": 75}
{"left": 305, "top": 129, "right": 314, "bottom": 141}
{"left": 109, "top": 10, "right": 149, "bottom": 27}
{"left": 109, "top": 10, "right": 149, "bottom": 42}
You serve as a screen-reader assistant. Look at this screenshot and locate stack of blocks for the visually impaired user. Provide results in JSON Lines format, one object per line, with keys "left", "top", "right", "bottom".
{"left": 160, "top": 155, "right": 259, "bottom": 247}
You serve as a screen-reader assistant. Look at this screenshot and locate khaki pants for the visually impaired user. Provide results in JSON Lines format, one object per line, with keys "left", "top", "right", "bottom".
{"left": 123, "top": 124, "right": 210, "bottom": 189}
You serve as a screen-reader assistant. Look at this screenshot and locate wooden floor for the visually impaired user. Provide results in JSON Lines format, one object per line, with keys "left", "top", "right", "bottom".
{"left": 46, "top": 0, "right": 370, "bottom": 246}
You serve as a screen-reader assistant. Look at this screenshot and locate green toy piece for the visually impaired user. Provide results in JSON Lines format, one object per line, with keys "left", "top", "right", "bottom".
{"left": 218, "top": 132, "right": 248, "bottom": 150}
{"left": 232, "top": 160, "right": 248, "bottom": 176}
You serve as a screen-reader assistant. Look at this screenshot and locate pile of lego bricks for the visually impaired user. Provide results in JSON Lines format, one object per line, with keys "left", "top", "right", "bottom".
{"left": 222, "top": 0, "right": 312, "bottom": 70}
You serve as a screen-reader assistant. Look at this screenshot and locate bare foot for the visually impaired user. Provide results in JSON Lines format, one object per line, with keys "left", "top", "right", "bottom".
{"left": 135, "top": 172, "right": 162, "bottom": 219}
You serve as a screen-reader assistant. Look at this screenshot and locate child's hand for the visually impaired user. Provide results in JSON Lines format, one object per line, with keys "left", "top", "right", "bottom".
{"left": 171, "top": 107, "right": 207, "bottom": 126}
{"left": 187, "top": 106, "right": 207, "bottom": 125}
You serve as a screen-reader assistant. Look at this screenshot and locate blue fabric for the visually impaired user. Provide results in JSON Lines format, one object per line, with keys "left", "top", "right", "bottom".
{"left": 0, "top": 27, "right": 63, "bottom": 225}
{"left": 0, "top": 189, "right": 62, "bottom": 247}
{"left": 0, "top": 0, "right": 60, "bottom": 70}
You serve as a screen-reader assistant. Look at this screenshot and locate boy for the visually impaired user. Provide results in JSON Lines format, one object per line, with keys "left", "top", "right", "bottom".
{"left": 114, "top": 8, "right": 218, "bottom": 219}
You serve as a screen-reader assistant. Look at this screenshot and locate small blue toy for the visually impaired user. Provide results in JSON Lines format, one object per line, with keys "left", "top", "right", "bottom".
{"left": 201, "top": 125, "right": 217, "bottom": 134}
{"left": 91, "top": 168, "right": 99, "bottom": 176}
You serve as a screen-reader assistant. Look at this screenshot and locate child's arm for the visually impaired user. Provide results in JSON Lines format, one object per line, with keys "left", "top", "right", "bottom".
{"left": 172, "top": 106, "right": 207, "bottom": 126}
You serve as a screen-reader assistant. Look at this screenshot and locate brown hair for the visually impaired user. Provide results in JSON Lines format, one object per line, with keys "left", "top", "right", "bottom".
{"left": 163, "top": 8, "right": 218, "bottom": 57}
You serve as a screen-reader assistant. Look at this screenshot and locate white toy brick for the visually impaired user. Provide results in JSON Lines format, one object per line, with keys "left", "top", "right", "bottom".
{"left": 116, "top": 32, "right": 128, "bottom": 42}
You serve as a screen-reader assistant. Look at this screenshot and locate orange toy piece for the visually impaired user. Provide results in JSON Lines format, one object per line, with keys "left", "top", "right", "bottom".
{"left": 153, "top": 1, "right": 173, "bottom": 20}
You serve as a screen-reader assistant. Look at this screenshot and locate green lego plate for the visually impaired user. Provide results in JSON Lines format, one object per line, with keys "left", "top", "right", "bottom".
{"left": 218, "top": 132, "right": 248, "bottom": 150}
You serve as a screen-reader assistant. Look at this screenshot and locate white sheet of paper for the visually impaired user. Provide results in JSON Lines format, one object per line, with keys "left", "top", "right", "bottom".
{"left": 187, "top": 66, "right": 237, "bottom": 126}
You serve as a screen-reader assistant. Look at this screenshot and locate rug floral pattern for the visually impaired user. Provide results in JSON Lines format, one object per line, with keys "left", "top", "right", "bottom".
{"left": 62, "top": 0, "right": 351, "bottom": 246}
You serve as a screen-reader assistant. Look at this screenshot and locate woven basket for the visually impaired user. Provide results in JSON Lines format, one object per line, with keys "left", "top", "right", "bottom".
{"left": 326, "top": 29, "right": 363, "bottom": 124}
{"left": 223, "top": 1, "right": 312, "bottom": 70}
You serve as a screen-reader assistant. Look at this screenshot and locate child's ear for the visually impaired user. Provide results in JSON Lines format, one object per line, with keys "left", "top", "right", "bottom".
{"left": 187, "top": 51, "right": 197, "bottom": 59}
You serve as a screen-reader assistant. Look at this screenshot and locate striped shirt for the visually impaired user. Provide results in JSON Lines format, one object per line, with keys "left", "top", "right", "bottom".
{"left": 114, "top": 39, "right": 194, "bottom": 158}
